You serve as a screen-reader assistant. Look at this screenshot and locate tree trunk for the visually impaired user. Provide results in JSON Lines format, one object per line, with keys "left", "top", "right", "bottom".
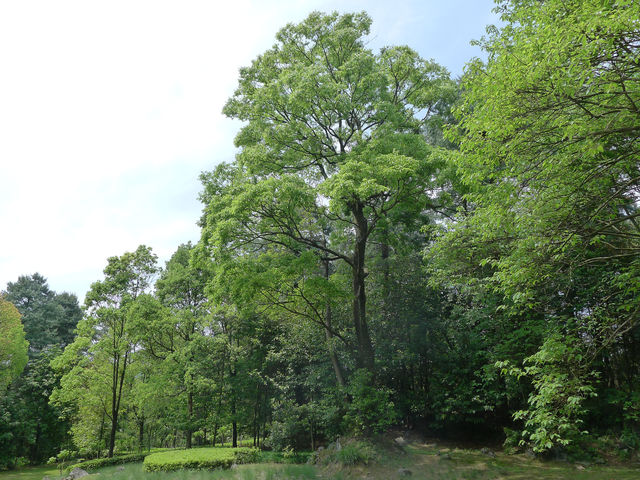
{"left": 351, "top": 202, "right": 375, "bottom": 372}
{"left": 108, "top": 349, "right": 128, "bottom": 458}
{"left": 186, "top": 391, "right": 193, "bottom": 449}
{"left": 324, "top": 258, "right": 346, "bottom": 387}
{"left": 138, "top": 417, "right": 144, "bottom": 452}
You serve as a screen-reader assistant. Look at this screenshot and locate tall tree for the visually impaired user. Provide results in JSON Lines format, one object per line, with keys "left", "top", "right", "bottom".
{"left": 201, "top": 11, "right": 454, "bottom": 374}
{"left": 4, "top": 274, "right": 82, "bottom": 351}
{"left": 0, "top": 297, "right": 28, "bottom": 397}
{"left": 53, "top": 246, "right": 158, "bottom": 457}
{"left": 430, "top": 0, "right": 640, "bottom": 451}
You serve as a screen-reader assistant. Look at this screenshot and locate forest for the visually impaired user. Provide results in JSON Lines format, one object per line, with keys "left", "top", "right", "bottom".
{"left": 1, "top": 0, "right": 639, "bottom": 476}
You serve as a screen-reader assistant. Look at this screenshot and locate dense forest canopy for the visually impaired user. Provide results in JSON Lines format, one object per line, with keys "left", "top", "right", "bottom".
{"left": 1, "top": 0, "right": 639, "bottom": 469}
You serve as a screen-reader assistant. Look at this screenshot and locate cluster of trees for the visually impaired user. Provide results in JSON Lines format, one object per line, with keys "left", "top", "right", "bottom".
{"left": 0, "top": 274, "right": 82, "bottom": 469}
{"left": 1, "top": 0, "right": 639, "bottom": 467}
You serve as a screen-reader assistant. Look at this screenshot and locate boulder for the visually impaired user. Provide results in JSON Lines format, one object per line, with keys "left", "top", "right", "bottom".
{"left": 397, "top": 467, "right": 412, "bottom": 476}
{"left": 66, "top": 468, "right": 89, "bottom": 480}
{"left": 394, "top": 437, "right": 408, "bottom": 447}
{"left": 480, "top": 447, "right": 496, "bottom": 458}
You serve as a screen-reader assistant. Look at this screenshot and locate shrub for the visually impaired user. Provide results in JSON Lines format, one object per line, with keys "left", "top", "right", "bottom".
{"left": 233, "top": 447, "right": 260, "bottom": 464}
{"left": 343, "top": 370, "right": 396, "bottom": 435}
{"left": 66, "top": 453, "right": 147, "bottom": 472}
{"left": 143, "top": 448, "right": 257, "bottom": 472}
{"left": 316, "top": 439, "right": 377, "bottom": 466}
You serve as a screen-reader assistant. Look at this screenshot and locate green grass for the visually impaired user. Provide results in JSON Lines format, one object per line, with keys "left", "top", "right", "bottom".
{"left": 3, "top": 442, "right": 639, "bottom": 480}
{"left": 99, "top": 462, "right": 318, "bottom": 480}
{"left": 0, "top": 465, "right": 61, "bottom": 480}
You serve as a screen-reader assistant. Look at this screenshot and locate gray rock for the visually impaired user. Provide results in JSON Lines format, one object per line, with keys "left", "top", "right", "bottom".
{"left": 66, "top": 468, "right": 89, "bottom": 480}
{"left": 397, "top": 467, "right": 412, "bottom": 476}
{"left": 481, "top": 447, "right": 496, "bottom": 457}
{"left": 116, "top": 466, "right": 125, "bottom": 472}
{"left": 438, "top": 452, "right": 452, "bottom": 461}
{"left": 335, "top": 437, "right": 342, "bottom": 451}
{"left": 394, "top": 437, "right": 408, "bottom": 447}
{"left": 317, "top": 446, "right": 324, "bottom": 452}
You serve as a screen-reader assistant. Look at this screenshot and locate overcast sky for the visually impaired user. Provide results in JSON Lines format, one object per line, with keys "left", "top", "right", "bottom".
{"left": 0, "top": 0, "right": 498, "bottom": 302}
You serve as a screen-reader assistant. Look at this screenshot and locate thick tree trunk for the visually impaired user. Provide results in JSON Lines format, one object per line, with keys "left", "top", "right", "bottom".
{"left": 351, "top": 202, "right": 375, "bottom": 372}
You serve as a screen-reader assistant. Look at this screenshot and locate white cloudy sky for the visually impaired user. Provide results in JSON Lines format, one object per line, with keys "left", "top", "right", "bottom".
{"left": 0, "top": 0, "right": 498, "bottom": 302}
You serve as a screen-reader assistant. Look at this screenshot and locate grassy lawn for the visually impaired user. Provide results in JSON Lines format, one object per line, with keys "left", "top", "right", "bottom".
{"left": 96, "top": 463, "right": 317, "bottom": 480}
{"left": 0, "top": 465, "right": 61, "bottom": 480}
{"left": 2, "top": 443, "right": 639, "bottom": 480}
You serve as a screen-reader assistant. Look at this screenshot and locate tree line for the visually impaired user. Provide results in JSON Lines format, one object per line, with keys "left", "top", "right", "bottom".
{"left": 1, "top": 0, "right": 639, "bottom": 467}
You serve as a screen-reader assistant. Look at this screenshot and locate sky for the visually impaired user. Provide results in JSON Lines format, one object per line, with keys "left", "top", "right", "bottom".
{"left": 0, "top": 0, "right": 499, "bottom": 302}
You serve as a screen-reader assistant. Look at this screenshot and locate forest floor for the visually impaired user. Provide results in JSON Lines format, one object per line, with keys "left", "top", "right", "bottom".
{"left": 2, "top": 442, "right": 639, "bottom": 480}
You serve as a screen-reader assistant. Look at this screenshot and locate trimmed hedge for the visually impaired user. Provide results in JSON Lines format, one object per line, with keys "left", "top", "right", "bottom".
{"left": 143, "top": 448, "right": 259, "bottom": 472}
{"left": 66, "top": 453, "right": 147, "bottom": 472}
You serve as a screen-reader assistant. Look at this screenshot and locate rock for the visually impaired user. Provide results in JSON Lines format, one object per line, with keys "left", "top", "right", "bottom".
{"left": 335, "top": 437, "right": 342, "bottom": 451}
{"left": 575, "top": 465, "right": 585, "bottom": 471}
{"left": 394, "top": 437, "right": 408, "bottom": 447}
{"left": 481, "top": 447, "right": 496, "bottom": 458}
{"left": 317, "top": 446, "right": 325, "bottom": 452}
{"left": 66, "top": 468, "right": 89, "bottom": 480}
{"left": 116, "top": 466, "right": 125, "bottom": 471}
{"left": 438, "top": 452, "right": 452, "bottom": 461}
{"left": 397, "top": 467, "right": 412, "bottom": 476}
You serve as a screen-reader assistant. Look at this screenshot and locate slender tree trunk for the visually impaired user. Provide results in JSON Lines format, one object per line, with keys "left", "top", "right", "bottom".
{"left": 108, "top": 349, "right": 127, "bottom": 458}
{"left": 138, "top": 416, "right": 145, "bottom": 452}
{"left": 232, "top": 399, "right": 238, "bottom": 448}
{"left": 351, "top": 202, "right": 375, "bottom": 372}
{"left": 186, "top": 391, "right": 193, "bottom": 448}
{"left": 97, "top": 412, "right": 105, "bottom": 458}
{"left": 324, "top": 258, "right": 346, "bottom": 387}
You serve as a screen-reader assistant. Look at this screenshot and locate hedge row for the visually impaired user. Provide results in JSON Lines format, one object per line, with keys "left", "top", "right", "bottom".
{"left": 143, "top": 448, "right": 260, "bottom": 472}
{"left": 66, "top": 453, "right": 147, "bottom": 472}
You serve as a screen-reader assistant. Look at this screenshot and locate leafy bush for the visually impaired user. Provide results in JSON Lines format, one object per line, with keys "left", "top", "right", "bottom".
{"left": 66, "top": 453, "right": 147, "bottom": 472}
{"left": 497, "top": 335, "right": 597, "bottom": 453}
{"left": 343, "top": 370, "right": 396, "bottom": 435}
{"left": 143, "top": 448, "right": 258, "bottom": 472}
{"left": 232, "top": 447, "right": 260, "bottom": 464}
{"left": 316, "top": 439, "right": 377, "bottom": 466}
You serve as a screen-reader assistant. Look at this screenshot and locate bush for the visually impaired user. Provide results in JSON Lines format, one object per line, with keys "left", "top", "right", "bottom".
{"left": 343, "top": 370, "right": 396, "bottom": 435}
{"left": 232, "top": 447, "right": 260, "bottom": 464}
{"left": 316, "top": 439, "right": 377, "bottom": 466}
{"left": 67, "top": 453, "right": 147, "bottom": 472}
{"left": 143, "top": 448, "right": 257, "bottom": 472}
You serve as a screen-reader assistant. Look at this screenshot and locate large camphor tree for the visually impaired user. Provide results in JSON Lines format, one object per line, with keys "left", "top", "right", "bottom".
{"left": 200, "top": 11, "right": 454, "bottom": 375}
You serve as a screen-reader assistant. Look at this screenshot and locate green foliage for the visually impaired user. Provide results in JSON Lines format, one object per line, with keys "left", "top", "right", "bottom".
{"left": 497, "top": 335, "right": 597, "bottom": 452}
{"left": 315, "top": 439, "right": 377, "bottom": 466}
{"left": 142, "top": 448, "right": 257, "bottom": 472}
{"left": 4, "top": 274, "right": 82, "bottom": 351}
{"left": 0, "top": 297, "right": 28, "bottom": 396}
{"left": 66, "top": 453, "right": 147, "bottom": 472}
{"left": 343, "top": 370, "right": 396, "bottom": 435}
